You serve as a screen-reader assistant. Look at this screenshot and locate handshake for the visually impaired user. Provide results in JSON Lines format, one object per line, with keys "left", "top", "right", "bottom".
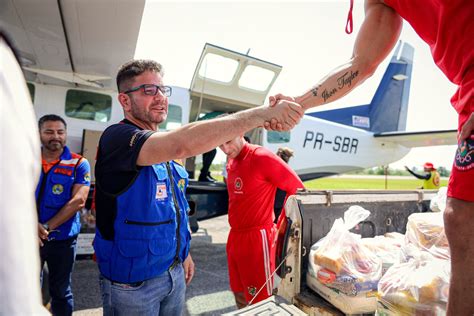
{"left": 261, "top": 93, "right": 304, "bottom": 132}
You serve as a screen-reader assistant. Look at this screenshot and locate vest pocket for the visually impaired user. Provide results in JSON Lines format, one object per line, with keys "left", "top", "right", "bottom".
{"left": 115, "top": 239, "right": 174, "bottom": 283}
{"left": 116, "top": 240, "right": 149, "bottom": 282}
{"left": 173, "top": 162, "right": 189, "bottom": 179}
{"left": 45, "top": 173, "right": 73, "bottom": 207}
{"left": 148, "top": 238, "right": 175, "bottom": 271}
{"left": 118, "top": 240, "right": 148, "bottom": 257}
{"left": 124, "top": 219, "right": 172, "bottom": 226}
{"left": 149, "top": 238, "right": 173, "bottom": 256}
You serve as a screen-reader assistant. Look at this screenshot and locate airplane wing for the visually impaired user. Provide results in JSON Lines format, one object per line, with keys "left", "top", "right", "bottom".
{"left": 374, "top": 129, "right": 458, "bottom": 147}
{"left": 0, "top": 0, "right": 145, "bottom": 90}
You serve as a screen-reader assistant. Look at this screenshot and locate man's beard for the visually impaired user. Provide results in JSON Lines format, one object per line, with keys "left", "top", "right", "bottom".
{"left": 44, "top": 140, "right": 64, "bottom": 152}
{"left": 130, "top": 99, "right": 167, "bottom": 125}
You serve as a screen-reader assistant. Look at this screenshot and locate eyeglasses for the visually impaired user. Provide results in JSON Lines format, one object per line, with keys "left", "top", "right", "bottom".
{"left": 123, "top": 84, "right": 172, "bottom": 97}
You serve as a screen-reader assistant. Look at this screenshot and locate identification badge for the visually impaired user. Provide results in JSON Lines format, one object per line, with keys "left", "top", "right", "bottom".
{"left": 155, "top": 182, "right": 168, "bottom": 200}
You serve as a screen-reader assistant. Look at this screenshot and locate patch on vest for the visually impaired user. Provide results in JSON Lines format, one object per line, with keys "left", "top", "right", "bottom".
{"left": 52, "top": 184, "right": 64, "bottom": 195}
{"left": 84, "top": 172, "right": 91, "bottom": 182}
{"left": 248, "top": 286, "right": 257, "bottom": 297}
{"left": 156, "top": 182, "right": 168, "bottom": 200}
{"left": 454, "top": 136, "right": 474, "bottom": 171}
{"left": 178, "top": 179, "right": 185, "bottom": 192}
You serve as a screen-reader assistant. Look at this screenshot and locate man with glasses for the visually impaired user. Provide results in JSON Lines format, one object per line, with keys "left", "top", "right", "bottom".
{"left": 36, "top": 114, "right": 91, "bottom": 315}
{"left": 93, "top": 59, "right": 303, "bottom": 315}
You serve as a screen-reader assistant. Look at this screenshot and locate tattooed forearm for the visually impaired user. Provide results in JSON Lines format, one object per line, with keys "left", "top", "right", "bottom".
{"left": 311, "top": 86, "right": 319, "bottom": 97}
{"left": 337, "top": 70, "right": 359, "bottom": 89}
{"left": 321, "top": 88, "right": 337, "bottom": 102}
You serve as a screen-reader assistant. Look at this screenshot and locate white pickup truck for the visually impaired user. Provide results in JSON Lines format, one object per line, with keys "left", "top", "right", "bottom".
{"left": 227, "top": 189, "right": 439, "bottom": 315}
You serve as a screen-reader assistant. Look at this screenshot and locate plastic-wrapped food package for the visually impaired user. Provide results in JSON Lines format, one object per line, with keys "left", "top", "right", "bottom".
{"left": 383, "top": 232, "right": 405, "bottom": 247}
{"left": 361, "top": 235, "right": 403, "bottom": 275}
{"left": 377, "top": 258, "right": 450, "bottom": 315}
{"left": 405, "top": 212, "right": 450, "bottom": 260}
{"left": 307, "top": 269, "right": 378, "bottom": 314}
{"left": 312, "top": 206, "right": 382, "bottom": 281}
{"left": 306, "top": 206, "right": 382, "bottom": 314}
{"left": 430, "top": 187, "right": 448, "bottom": 213}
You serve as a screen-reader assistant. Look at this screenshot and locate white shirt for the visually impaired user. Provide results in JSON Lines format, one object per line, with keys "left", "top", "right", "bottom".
{"left": 0, "top": 37, "right": 48, "bottom": 315}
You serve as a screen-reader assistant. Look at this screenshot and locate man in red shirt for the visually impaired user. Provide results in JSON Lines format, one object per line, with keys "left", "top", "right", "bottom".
{"left": 219, "top": 136, "right": 304, "bottom": 308}
{"left": 268, "top": 1, "right": 474, "bottom": 314}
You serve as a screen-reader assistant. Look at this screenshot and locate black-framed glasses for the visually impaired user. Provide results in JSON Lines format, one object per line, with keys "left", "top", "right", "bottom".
{"left": 123, "top": 84, "right": 172, "bottom": 97}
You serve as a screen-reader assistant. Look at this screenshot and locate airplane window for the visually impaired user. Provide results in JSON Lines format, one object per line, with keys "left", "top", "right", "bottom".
{"left": 27, "top": 82, "right": 35, "bottom": 103}
{"left": 239, "top": 65, "right": 275, "bottom": 92}
{"left": 267, "top": 131, "right": 290, "bottom": 143}
{"left": 198, "top": 53, "right": 238, "bottom": 83}
{"left": 159, "top": 104, "right": 182, "bottom": 131}
{"left": 65, "top": 90, "right": 112, "bottom": 122}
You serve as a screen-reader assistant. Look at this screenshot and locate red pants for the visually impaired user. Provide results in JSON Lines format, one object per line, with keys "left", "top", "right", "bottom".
{"left": 226, "top": 224, "right": 277, "bottom": 304}
{"left": 448, "top": 101, "right": 474, "bottom": 202}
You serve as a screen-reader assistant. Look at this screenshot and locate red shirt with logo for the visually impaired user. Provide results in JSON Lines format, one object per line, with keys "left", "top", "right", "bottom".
{"left": 226, "top": 143, "right": 304, "bottom": 230}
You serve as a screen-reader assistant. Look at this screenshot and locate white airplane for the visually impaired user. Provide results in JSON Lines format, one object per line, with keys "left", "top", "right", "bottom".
{"left": 1, "top": 0, "right": 457, "bottom": 229}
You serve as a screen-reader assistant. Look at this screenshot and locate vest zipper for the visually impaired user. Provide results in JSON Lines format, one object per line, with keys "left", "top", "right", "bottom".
{"left": 165, "top": 162, "right": 181, "bottom": 268}
{"left": 124, "top": 219, "right": 172, "bottom": 226}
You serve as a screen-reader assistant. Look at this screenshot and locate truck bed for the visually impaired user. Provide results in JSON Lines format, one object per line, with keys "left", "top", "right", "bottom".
{"left": 277, "top": 189, "right": 438, "bottom": 315}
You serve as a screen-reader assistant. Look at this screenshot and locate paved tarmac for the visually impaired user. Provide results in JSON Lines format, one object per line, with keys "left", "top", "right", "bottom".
{"left": 72, "top": 215, "right": 236, "bottom": 316}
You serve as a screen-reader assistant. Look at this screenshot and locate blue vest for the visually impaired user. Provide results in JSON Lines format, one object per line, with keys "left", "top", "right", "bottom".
{"left": 94, "top": 161, "right": 191, "bottom": 283}
{"left": 36, "top": 146, "right": 83, "bottom": 240}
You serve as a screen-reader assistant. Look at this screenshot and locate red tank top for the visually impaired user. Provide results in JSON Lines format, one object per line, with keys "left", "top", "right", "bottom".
{"left": 383, "top": 0, "right": 474, "bottom": 113}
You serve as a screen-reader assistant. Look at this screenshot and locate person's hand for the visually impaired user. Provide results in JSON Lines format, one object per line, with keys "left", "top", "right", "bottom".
{"left": 264, "top": 94, "right": 297, "bottom": 131}
{"left": 268, "top": 93, "right": 295, "bottom": 107}
{"left": 183, "top": 254, "right": 195, "bottom": 285}
{"left": 262, "top": 99, "right": 304, "bottom": 132}
{"left": 38, "top": 223, "right": 48, "bottom": 247}
{"left": 459, "top": 112, "right": 474, "bottom": 142}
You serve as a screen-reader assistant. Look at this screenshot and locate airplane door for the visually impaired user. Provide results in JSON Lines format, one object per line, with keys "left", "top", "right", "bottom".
{"left": 189, "top": 43, "right": 282, "bottom": 123}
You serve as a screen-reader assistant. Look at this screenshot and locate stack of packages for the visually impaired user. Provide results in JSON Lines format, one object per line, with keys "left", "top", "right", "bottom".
{"left": 307, "top": 206, "right": 395, "bottom": 314}
{"left": 377, "top": 210, "right": 451, "bottom": 315}
{"left": 306, "top": 188, "right": 451, "bottom": 315}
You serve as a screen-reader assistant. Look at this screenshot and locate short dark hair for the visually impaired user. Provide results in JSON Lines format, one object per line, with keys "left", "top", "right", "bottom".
{"left": 38, "top": 114, "right": 67, "bottom": 130}
{"left": 116, "top": 59, "right": 163, "bottom": 92}
{"left": 276, "top": 147, "right": 294, "bottom": 163}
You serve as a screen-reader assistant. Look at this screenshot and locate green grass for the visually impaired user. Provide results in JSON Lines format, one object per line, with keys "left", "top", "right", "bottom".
{"left": 203, "top": 172, "right": 448, "bottom": 190}
{"left": 304, "top": 177, "right": 448, "bottom": 190}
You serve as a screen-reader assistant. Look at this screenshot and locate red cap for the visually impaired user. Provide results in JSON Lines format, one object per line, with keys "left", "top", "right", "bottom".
{"left": 424, "top": 162, "right": 435, "bottom": 170}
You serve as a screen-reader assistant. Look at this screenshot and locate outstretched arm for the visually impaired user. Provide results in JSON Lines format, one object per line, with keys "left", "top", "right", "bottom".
{"left": 138, "top": 100, "right": 303, "bottom": 166}
{"left": 272, "top": 0, "right": 403, "bottom": 111}
{"left": 405, "top": 166, "right": 430, "bottom": 180}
